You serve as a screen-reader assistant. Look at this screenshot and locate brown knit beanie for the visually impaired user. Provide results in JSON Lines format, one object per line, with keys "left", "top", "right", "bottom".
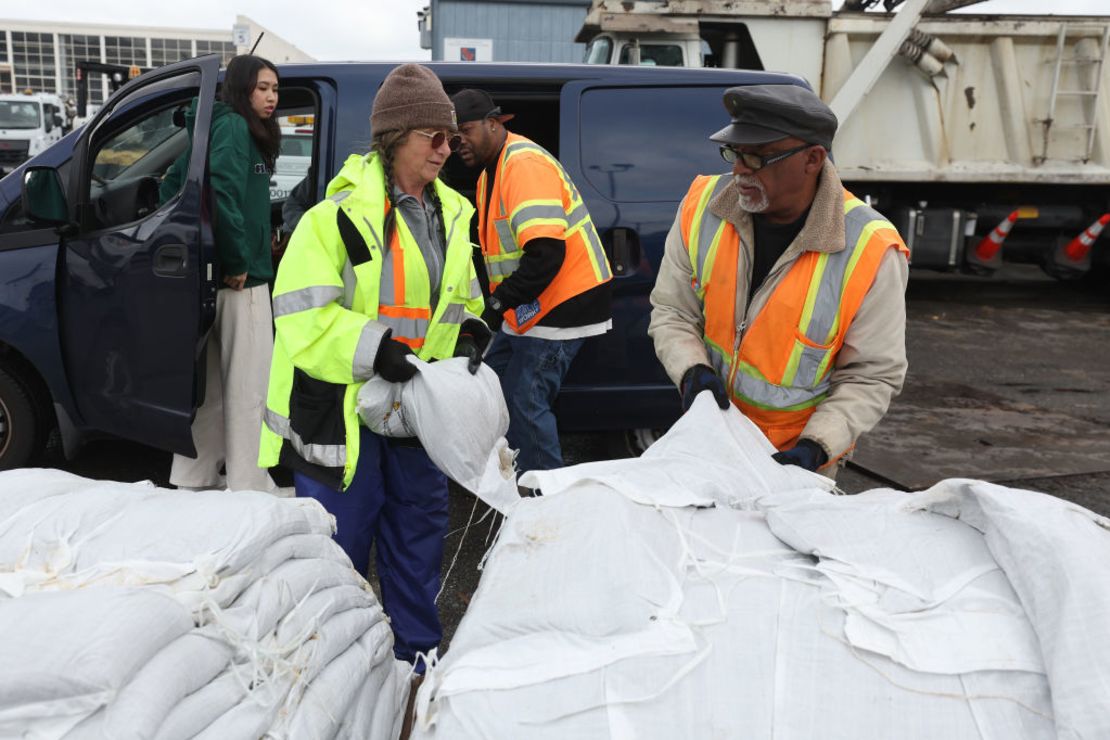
{"left": 370, "top": 63, "right": 457, "bottom": 135}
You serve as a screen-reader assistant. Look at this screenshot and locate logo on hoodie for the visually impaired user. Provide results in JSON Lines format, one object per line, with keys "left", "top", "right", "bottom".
{"left": 253, "top": 163, "right": 269, "bottom": 175}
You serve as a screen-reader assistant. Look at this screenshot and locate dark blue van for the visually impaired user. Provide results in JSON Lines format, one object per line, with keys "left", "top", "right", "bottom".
{"left": 0, "top": 55, "right": 799, "bottom": 469}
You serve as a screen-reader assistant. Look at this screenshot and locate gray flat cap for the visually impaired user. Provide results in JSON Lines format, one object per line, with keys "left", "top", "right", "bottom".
{"left": 709, "top": 84, "right": 837, "bottom": 151}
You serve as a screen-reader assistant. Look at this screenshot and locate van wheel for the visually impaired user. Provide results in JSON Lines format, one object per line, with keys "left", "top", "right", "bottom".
{"left": 608, "top": 428, "right": 665, "bottom": 458}
{"left": 0, "top": 366, "right": 39, "bottom": 470}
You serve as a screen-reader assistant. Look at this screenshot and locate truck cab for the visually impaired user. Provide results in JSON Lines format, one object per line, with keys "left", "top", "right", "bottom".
{"left": 0, "top": 92, "right": 70, "bottom": 175}
{"left": 583, "top": 32, "right": 703, "bottom": 68}
{"left": 0, "top": 56, "right": 801, "bottom": 470}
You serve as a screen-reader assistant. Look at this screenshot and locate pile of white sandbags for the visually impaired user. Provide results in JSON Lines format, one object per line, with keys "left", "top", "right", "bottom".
{"left": 412, "top": 395, "right": 1110, "bottom": 739}
{"left": 0, "top": 470, "right": 409, "bottom": 739}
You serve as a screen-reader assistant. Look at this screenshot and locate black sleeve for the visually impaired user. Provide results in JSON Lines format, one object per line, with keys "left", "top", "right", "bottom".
{"left": 490, "top": 237, "right": 565, "bottom": 309}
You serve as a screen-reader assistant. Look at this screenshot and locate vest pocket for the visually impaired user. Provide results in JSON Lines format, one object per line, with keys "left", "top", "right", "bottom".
{"left": 279, "top": 369, "right": 347, "bottom": 489}
{"left": 791, "top": 332, "right": 837, "bottom": 389}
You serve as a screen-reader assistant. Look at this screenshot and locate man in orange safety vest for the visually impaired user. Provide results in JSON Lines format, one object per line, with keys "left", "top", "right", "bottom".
{"left": 452, "top": 88, "right": 613, "bottom": 474}
{"left": 649, "top": 84, "right": 910, "bottom": 477}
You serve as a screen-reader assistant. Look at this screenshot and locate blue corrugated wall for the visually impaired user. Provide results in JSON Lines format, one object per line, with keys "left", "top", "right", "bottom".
{"left": 431, "top": 0, "right": 590, "bottom": 63}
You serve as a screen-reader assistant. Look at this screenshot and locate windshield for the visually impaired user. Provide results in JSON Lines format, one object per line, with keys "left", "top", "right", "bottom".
{"left": 0, "top": 101, "right": 43, "bottom": 130}
{"left": 280, "top": 134, "right": 312, "bottom": 157}
{"left": 583, "top": 37, "right": 613, "bottom": 65}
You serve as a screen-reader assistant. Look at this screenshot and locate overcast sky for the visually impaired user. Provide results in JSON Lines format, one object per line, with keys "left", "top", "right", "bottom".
{"left": 2, "top": 0, "right": 1107, "bottom": 62}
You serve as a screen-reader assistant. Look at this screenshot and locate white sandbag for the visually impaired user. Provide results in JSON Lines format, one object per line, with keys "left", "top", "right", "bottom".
{"left": 759, "top": 488, "right": 1044, "bottom": 675}
{"left": 198, "top": 536, "right": 357, "bottom": 639}
{"left": 357, "top": 357, "right": 520, "bottom": 513}
{"left": 280, "top": 621, "right": 395, "bottom": 739}
{"left": 273, "top": 583, "right": 378, "bottom": 646}
{"left": 336, "top": 659, "right": 411, "bottom": 740}
{"left": 414, "top": 401, "right": 1085, "bottom": 739}
{"left": 64, "top": 631, "right": 233, "bottom": 740}
{"left": 0, "top": 483, "right": 334, "bottom": 601}
{"left": 914, "top": 479, "right": 1110, "bottom": 740}
{"left": 0, "top": 588, "right": 193, "bottom": 737}
{"left": 520, "top": 393, "right": 833, "bottom": 505}
{"left": 152, "top": 671, "right": 248, "bottom": 740}
{"left": 0, "top": 468, "right": 105, "bottom": 523}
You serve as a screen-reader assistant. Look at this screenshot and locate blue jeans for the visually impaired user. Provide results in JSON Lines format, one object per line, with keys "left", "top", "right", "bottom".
{"left": 484, "top": 331, "right": 585, "bottom": 474}
{"left": 294, "top": 427, "right": 448, "bottom": 668}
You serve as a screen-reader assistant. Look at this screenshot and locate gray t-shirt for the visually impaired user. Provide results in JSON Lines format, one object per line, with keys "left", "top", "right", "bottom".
{"left": 393, "top": 186, "right": 445, "bottom": 309}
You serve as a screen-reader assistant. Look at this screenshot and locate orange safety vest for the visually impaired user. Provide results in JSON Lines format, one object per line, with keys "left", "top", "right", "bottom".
{"left": 680, "top": 174, "right": 909, "bottom": 454}
{"left": 476, "top": 132, "right": 612, "bottom": 332}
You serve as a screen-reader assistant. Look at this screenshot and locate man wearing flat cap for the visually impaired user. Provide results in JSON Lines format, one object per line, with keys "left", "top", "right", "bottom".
{"left": 649, "top": 84, "right": 909, "bottom": 475}
{"left": 451, "top": 88, "right": 613, "bottom": 475}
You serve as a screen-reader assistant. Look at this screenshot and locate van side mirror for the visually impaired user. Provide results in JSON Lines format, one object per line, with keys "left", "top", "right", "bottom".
{"left": 22, "top": 166, "right": 70, "bottom": 225}
{"left": 54, "top": 115, "right": 64, "bottom": 128}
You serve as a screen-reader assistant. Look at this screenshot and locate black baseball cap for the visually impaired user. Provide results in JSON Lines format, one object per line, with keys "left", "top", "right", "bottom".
{"left": 450, "top": 89, "right": 515, "bottom": 125}
{"left": 709, "top": 84, "right": 837, "bottom": 151}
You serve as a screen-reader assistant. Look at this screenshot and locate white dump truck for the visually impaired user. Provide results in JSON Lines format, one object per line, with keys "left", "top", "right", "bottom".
{"left": 577, "top": 0, "right": 1110, "bottom": 277}
{"left": 0, "top": 92, "right": 71, "bottom": 176}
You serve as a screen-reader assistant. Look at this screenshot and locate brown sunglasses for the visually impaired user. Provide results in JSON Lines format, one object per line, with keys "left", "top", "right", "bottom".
{"left": 414, "top": 129, "right": 462, "bottom": 152}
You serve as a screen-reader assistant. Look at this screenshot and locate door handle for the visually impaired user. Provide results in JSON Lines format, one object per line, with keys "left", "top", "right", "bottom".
{"left": 603, "top": 227, "right": 641, "bottom": 278}
{"left": 153, "top": 243, "right": 188, "bottom": 277}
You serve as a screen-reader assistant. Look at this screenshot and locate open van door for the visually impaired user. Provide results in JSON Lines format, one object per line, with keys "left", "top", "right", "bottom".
{"left": 57, "top": 55, "right": 221, "bottom": 456}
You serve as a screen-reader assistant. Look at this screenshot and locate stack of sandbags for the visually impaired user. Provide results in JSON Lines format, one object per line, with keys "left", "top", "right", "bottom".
{"left": 0, "top": 470, "right": 409, "bottom": 739}
{"left": 412, "top": 395, "right": 1110, "bottom": 739}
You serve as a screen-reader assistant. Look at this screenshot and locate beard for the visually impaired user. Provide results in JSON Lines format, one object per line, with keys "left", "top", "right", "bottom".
{"left": 733, "top": 174, "right": 770, "bottom": 213}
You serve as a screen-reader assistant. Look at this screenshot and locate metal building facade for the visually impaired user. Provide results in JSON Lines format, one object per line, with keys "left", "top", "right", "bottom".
{"left": 429, "top": 0, "right": 591, "bottom": 64}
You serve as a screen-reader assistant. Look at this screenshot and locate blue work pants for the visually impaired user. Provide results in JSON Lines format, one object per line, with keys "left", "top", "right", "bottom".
{"left": 294, "top": 427, "right": 449, "bottom": 667}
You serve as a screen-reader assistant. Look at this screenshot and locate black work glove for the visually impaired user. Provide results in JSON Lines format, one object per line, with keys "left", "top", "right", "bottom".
{"left": 373, "top": 337, "right": 417, "bottom": 383}
{"left": 772, "top": 439, "right": 829, "bottom": 472}
{"left": 680, "top": 364, "right": 729, "bottom": 412}
{"left": 454, "top": 318, "right": 492, "bottom": 375}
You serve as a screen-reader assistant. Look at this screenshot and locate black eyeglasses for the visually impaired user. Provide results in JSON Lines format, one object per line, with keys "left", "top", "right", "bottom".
{"left": 719, "top": 143, "right": 812, "bottom": 170}
{"left": 415, "top": 129, "right": 462, "bottom": 152}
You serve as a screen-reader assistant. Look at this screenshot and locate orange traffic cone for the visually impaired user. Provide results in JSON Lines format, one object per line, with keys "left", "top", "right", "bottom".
{"left": 975, "top": 210, "right": 1019, "bottom": 261}
{"left": 1063, "top": 213, "right": 1110, "bottom": 262}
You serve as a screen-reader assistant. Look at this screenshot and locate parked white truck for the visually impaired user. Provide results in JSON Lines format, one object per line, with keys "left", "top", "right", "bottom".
{"left": 577, "top": 0, "right": 1110, "bottom": 277}
{"left": 0, "top": 92, "right": 72, "bottom": 176}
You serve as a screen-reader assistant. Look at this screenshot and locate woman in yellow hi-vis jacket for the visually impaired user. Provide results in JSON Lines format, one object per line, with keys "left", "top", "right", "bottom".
{"left": 258, "top": 64, "right": 489, "bottom": 670}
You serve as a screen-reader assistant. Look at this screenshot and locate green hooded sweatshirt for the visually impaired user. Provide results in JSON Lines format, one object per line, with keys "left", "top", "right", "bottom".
{"left": 160, "top": 99, "right": 274, "bottom": 287}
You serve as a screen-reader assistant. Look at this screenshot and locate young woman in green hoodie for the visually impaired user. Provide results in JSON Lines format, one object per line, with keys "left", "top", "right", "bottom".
{"left": 162, "top": 54, "right": 282, "bottom": 493}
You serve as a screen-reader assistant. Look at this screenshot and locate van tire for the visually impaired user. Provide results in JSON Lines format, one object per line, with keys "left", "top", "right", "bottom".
{"left": 0, "top": 365, "right": 39, "bottom": 470}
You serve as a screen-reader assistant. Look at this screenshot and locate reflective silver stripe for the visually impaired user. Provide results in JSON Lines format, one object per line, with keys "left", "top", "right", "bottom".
{"left": 692, "top": 177, "right": 731, "bottom": 287}
{"left": 582, "top": 222, "right": 613, "bottom": 281}
{"left": 361, "top": 215, "right": 385, "bottom": 252}
{"left": 487, "top": 256, "right": 521, "bottom": 279}
{"left": 272, "top": 286, "right": 343, "bottom": 318}
{"left": 340, "top": 259, "right": 356, "bottom": 309}
{"left": 510, "top": 204, "right": 567, "bottom": 236}
{"left": 803, "top": 203, "right": 873, "bottom": 346}
{"left": 353, "top": 321, "right": 386, "bottom": 380}
{"left": 566, "top": 202, "right": 590, "bottom": 229}
{"left": 469, "top": 277, "right": 482, "bottom": 300}
{"left": 378, "top": 315, "right": 430, "bottom": 338}
{"left": 734, "top": 370, "right": 829, "bottom": 409}
{"left": 264, "top": 408, "right": 346, "bottom": 468}
{"left": 439, "top": 302, "right": 464, "bottom": 326}
{"left": 328, "top": 191, "right": 352, "bottom": 204}
{"left": 445, "top": 208, "right": 462, "bottom": 247}
{"left": 494, "top": 219, "right": 519, "bottom": 253}
{"left": 380, "top": 243, "right": 397, "bottom": 305}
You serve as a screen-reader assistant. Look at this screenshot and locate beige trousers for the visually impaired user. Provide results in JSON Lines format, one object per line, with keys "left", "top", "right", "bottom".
{"left": 170, "top": 284, "right": 276, "bottom": 492}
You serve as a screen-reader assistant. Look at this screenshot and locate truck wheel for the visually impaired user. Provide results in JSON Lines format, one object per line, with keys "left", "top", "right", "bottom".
{"left": 0, "top": 366, "right": 39, "bottom": 470}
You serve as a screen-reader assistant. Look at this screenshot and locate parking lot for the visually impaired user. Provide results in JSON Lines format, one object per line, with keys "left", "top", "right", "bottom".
{"left": 49, "top": 262, "right": 1110, "bottom": 644}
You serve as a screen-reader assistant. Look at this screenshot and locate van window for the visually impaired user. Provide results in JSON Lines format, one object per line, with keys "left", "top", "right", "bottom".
{"left": 619, "top": 45, "right": 684, "bottom": 67}
{"left": 0, "top": 100, "right": 41, "bottom": 130}
{"left": 579, "top": 86, "right": 731, "bottom": 202}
